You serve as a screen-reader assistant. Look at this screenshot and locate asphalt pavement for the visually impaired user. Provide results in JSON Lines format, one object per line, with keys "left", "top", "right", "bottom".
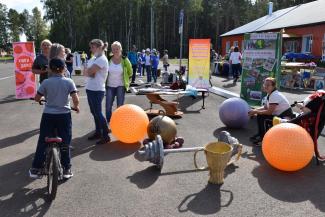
{"left": 1, "top": 62, "right": 325, "bottom": 217}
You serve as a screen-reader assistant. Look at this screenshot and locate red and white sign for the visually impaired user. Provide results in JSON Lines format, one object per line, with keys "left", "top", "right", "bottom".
{"left": 13, "top": 42, "right": 36, "bottom": 99}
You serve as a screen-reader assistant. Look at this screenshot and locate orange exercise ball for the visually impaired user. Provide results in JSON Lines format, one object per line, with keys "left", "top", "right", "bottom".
{"left": 262, "top": 123, "right": 314, "bottom": 172}
{"left": 110, "top": 104, "right": 149, "bottom": 144}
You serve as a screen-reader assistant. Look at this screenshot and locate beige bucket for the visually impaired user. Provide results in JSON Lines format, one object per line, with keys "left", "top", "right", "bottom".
{"left": 194, "top": 142, "right": 242, "bottom": 184}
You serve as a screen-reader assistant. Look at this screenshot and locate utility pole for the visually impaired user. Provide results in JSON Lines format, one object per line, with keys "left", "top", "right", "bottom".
{"left": 150, "top": 0, "right": 154, "bottom": 49}
{"left": 179, "top": 9, "right": 184, "bottom": 71}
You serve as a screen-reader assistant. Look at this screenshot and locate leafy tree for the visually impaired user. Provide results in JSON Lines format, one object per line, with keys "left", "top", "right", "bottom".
{"left": 0, "top": 3, "right": 9, "bottom": 50}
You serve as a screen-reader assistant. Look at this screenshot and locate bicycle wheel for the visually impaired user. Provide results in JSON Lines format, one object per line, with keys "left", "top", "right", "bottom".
{"left": 47, "top": 147, "right": 59, "bottom": 201}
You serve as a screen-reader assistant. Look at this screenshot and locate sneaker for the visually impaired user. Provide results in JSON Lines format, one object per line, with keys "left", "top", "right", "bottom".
{"left": 88, "top": 133, "right": 101, "bottom": 141}
{"left": 96, "top": 137, "right": 111, "bottom": 145}
{"left": 63, "top": 169, "right": 73, "bottom": 179}
{"left": 29, "top": 168, "right": 42, "bottom": 179}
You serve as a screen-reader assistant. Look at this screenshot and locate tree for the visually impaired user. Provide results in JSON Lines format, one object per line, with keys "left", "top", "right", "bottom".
{"left": 19, "top": 9, "right": 33, "bottom": 41}
{"left": 0, "top": 3, "right": 9, "bottom": 50}
{"left": 7, "top": 8, "right": 20, "bottom": 43}
{"left": 30, "top": 7, "right": 48, "bottom": 49}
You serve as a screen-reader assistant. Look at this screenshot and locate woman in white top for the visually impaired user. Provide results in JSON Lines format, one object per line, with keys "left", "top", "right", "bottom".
{"left": 84, "top": 39, "right": 110, "bottom": 145}
{"left": 105, "top": 41, "right": 132, "bottom": 125}
{"left": 248, "top": 77, "right": 293, "bottom": 146}
{"left": 229, "top": 46, "right": 242, "bottom": 83}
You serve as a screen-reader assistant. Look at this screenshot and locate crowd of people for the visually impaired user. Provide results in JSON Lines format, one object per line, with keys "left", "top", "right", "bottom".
{"left": 29, "top": 38, "right": 172, "bottom": 179}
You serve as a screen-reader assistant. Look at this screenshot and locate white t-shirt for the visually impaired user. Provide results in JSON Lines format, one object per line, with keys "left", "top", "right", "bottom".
{"left": 266, "top": 90, "right": 291, "bottom": 116}
{"left": 145, "top": 55, "right": 151, "bottom": 66}
{"left": 229, "top": 52, "right": 242, "bottom": 64}
{"left": 107, "top": 62, "right": 124, "bottom": 87}
{"left": 85, "top": 55, "right": 108, "bottom": 91}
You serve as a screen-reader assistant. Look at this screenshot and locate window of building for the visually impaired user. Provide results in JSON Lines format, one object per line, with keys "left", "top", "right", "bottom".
{"left": 233, "top": 41, "right": 238, "bottom": 47}
{"left": 226, "top": 41, "right": 230, "bottom": 53}
{"left": 302, "top": 35, "right": 313, "bottom": 53}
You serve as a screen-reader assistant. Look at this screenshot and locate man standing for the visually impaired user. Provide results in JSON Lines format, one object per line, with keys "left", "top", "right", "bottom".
{"left": 127, "top": 45, "right": 138, "bottom": 83}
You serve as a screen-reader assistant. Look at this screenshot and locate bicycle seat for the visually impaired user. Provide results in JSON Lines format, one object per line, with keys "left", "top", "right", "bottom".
{"left": 45, "top": 137, "right": 62, "bottom": 143}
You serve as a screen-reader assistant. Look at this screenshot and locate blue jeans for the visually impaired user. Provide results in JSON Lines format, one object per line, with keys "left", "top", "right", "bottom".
{"left": 67, "top": 65, "right": 73, "bottom": 78}
{"left": 32, "top": 113, "right": 72, "bottom": 169}
{"left": 232, "top": 64, "right": 241, "bottom": 79}
{"left": 152, "top": 67, "right": 157, "bottom": 83}
{"left": 106, "top": 86, "right": 125, "bottom": 124}
{"left": 86, "top": 89, "right": 109, "bottom": 140}
{"left": 131, "top": 64, "right": 137, "bottom": 83}
{"left": 141, "top": 64, "right": 146, "bottom": 76}
{"left": 146, "top": 65, "right": 151, "bottom": 82}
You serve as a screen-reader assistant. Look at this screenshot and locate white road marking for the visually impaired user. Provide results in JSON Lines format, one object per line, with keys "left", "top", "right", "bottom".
{"left": 0, "top": 75, "right": 14, "bottom": 81}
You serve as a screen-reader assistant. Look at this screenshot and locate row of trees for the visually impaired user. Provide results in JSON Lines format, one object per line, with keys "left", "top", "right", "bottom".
{"left": 0, "top": 0, "right": 315, "bottom": 56}
{"left": 0, "top": 3, "right": 48, "bottom": 52}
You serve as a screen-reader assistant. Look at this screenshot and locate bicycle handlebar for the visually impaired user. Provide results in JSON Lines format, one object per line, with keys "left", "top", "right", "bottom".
{"left": 30, "top": 98, "right": 78, "bottom": 112}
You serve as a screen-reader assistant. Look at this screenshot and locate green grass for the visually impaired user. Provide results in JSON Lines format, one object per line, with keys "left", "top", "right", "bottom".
{"left": 168, "top": 58, "right": 188, "bottom": 65}
{"left": 0, "top": 56, "right": 13, "bottom": 61}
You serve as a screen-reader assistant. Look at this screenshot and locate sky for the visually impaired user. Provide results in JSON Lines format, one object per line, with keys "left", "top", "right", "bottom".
{"left": 0, "top": 0, "right": 45, "bottom": 16}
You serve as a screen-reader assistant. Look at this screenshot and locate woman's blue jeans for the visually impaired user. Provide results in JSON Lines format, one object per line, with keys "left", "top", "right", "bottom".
{"left": 86, "top": 89, "right": 109, "bottom": 140}
{"left": 106, "top": 86, "right": 125, "bottom": 124}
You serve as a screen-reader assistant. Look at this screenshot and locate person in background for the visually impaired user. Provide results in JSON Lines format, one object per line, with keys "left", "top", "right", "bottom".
{"left": 229, "top": 46, "right": 242, "bottom": 83}
{"left": 144, "top": 48, "right": 152, "bottom": 83}
{"left": 106, "top": 41, "right": 132, "bottom": 126}
{"left": 84, "top": 39, "right": 110, "bottom": 145}
{"left": 151, "top": 50, "right": 159, "bottom": 83}
{"left": 162, "top": 49, "right": 169, "bottom": 72}
{"left": 127, "top": 45, "right": 138, "bottom": 83}
{"left": 48, "top": 43, "right": 70, "bottom": 78}
{"left": 65, "top": 48, "right": 73, "bottom": 78}
{"left": 248, "top": 77, "right": 293, "bottom": 146}
{"left": 140, "top": 49, "right": 146, "bottom": 77}
{"left": 137, "top": 52, "right": 142, "bottom": 77}
{"left": 32, "top": 39, "right": 52, "bottom": 84}
{"left": 29, "top": 58, "right": 79, "bottom": 179}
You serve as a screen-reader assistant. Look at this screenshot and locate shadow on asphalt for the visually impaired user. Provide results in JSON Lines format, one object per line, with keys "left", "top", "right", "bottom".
{"left": 178, "top": 95, "right": 205, "bottom": 114}
{"left": 222, "top": 82, "right": 238, "bottom": 88}
{"left": 127, "top": 163, "right": 238, "bottom": 190}
{"left": 0, "top": 95, "right": 24, "bottom": 105}
{"left": 178, "top": 183, "right": 233, "bottom": 215}
{"left": 89, "top": 141, "right": 141, "bottom": 161}
{"left": 0, "top": 133, "right": 102, "bottom": 216}
{"left": 0, "top": 154, "right": 50, "bottom": 216}
{"left": 252, "top": 162, "right": 325, "bottom": 212}
{"left": 0, "top": 129, "right": 39, "bottom": 150}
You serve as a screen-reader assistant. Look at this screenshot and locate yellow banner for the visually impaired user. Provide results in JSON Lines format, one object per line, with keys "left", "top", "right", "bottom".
{"left": 188, "top": 39, "right": 210, "bottom": 89}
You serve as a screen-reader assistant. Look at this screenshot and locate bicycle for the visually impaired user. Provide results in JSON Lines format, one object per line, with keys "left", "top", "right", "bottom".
{"left": 31, "top": 98, "right": 77, "bottom": 201}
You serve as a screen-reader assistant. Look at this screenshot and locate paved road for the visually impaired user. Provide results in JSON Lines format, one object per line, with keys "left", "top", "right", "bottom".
{"left": 1, "top": 63, "right": 325, "bottom": 217}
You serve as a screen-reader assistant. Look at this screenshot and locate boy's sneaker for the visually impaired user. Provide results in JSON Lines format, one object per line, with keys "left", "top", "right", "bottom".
{"left": 88, "top": 133, "right": 101, "bottom": 141}
{"left": 96, "top": 137, "right": 111, "bottom": 145}
{"left": 63, "top": 169, "right": 73, "bottom": 179}
{"left": 29, "top": 168, "right": 42, "bottom": 179}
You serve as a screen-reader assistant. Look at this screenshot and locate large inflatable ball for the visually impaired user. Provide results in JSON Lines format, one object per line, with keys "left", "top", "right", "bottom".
{"left": 219, "top": 98, "right": 250, "bottom": 128}
{"left": 147, "top": 115, "right": 177, "bottom": 144}
{"left": 262, "top": 123, "right": 314, "bottom": 172}
{"left": 110, "top": 104, "right": 149, "bottom": 143}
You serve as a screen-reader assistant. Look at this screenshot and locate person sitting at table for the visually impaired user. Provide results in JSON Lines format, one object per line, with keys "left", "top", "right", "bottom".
{"left": 248, "top": 77, "right": 294, "bottom": 146}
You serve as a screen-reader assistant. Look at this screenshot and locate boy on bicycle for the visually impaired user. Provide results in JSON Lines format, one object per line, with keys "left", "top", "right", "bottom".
{"left": 29, "top": 58, "right": 80, "bottom": 179}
